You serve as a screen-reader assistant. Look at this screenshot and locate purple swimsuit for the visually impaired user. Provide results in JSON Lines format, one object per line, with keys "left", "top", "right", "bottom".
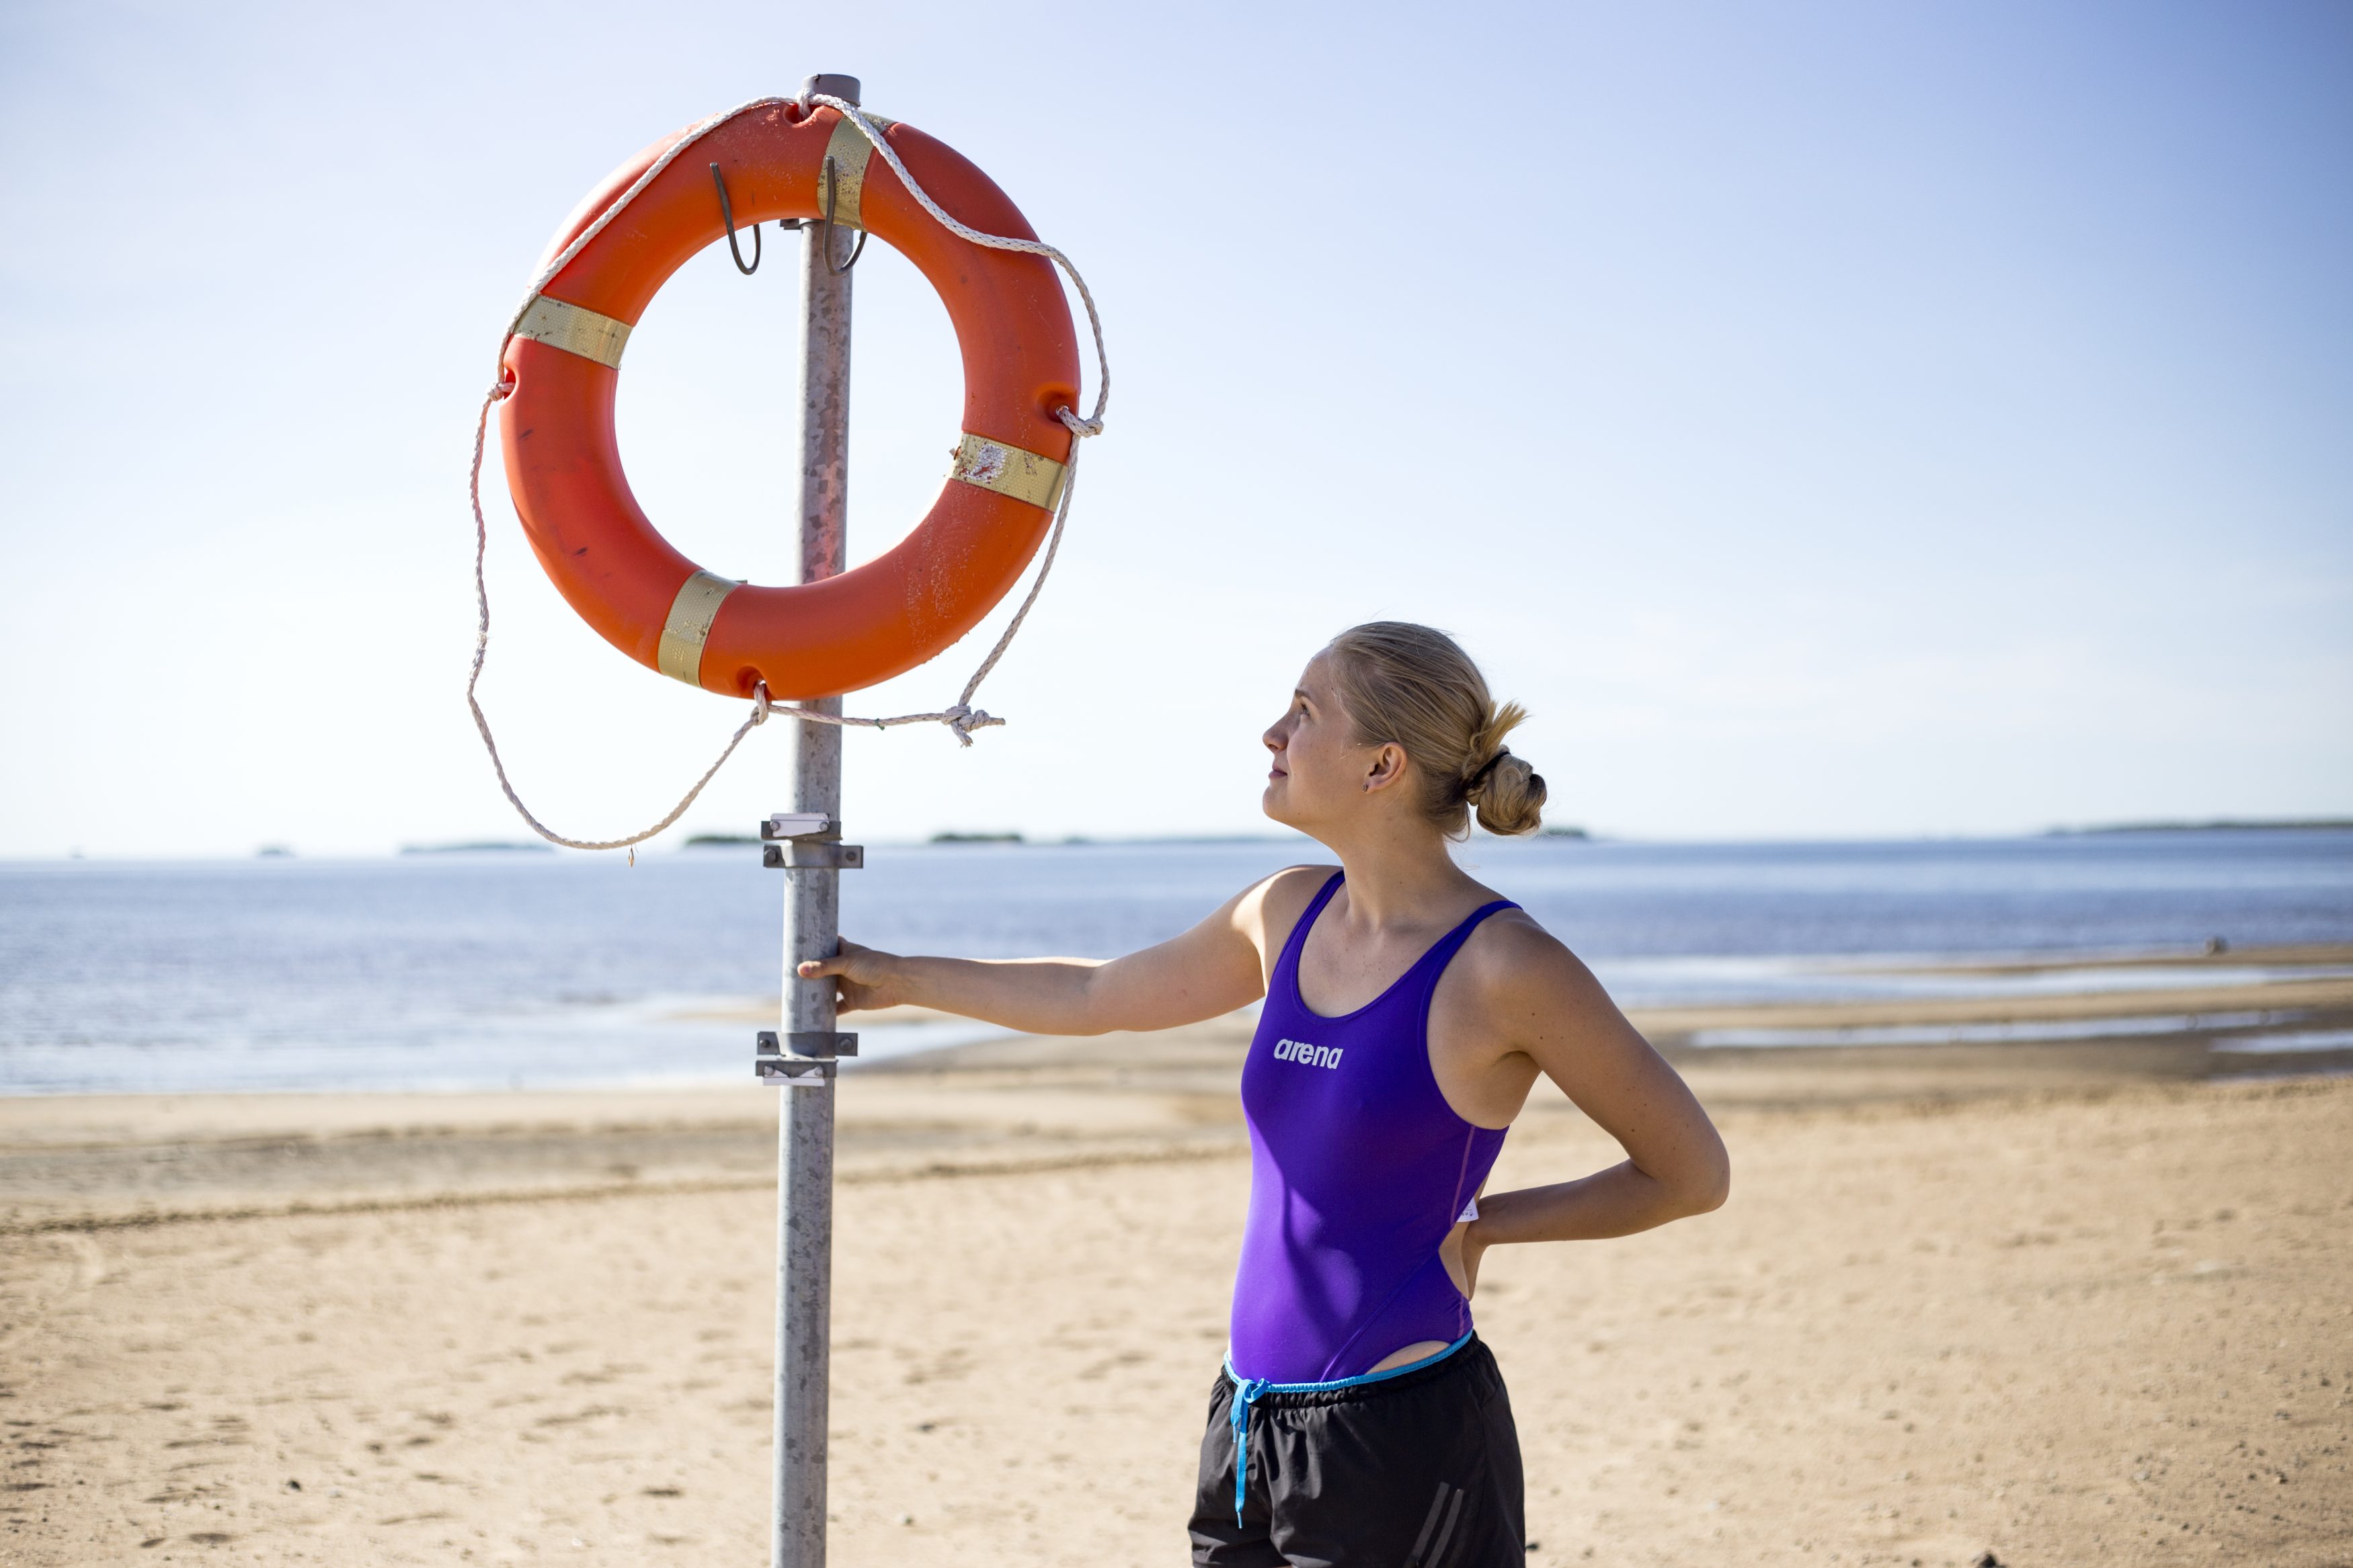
{"left": 1228, "top": 872, "right": 1518, "bottom": 1384}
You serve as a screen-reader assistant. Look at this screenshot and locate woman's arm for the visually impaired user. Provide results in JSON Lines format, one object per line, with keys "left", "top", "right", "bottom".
{"left": 1449, "top": 922, "right": 1730, "bottom": 1290}
{"left": 794, "top": 868, "right": 1323, "bottom": 1036}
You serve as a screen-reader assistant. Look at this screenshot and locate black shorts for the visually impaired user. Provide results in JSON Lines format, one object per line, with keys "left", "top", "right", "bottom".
{"left": 1189, "top": 1335, "right": 1525, "bottom": 1567}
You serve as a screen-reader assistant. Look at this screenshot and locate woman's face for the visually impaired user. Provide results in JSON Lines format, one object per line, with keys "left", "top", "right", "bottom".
{"left": 1263, "top": 653, "right": 1378, "bottom": 831}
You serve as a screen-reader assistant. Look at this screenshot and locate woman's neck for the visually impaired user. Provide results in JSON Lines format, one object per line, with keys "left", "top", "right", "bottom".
{"left": 1318, "top": 821, "right": 1482, "bottom": 930}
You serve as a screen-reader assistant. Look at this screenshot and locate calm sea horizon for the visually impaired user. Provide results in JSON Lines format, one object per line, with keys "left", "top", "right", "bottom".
{"left": 3, "top": 830, "right": 2348, "bottom": 1096}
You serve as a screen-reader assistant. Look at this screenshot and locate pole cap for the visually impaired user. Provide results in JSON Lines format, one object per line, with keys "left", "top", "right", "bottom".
{"left": 802, "top": 73, "right": 861, "bottom": 106}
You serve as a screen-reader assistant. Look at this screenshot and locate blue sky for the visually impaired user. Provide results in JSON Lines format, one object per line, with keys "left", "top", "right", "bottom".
{"left": 2, "top": 1, "right": 2346, "bottom": 855}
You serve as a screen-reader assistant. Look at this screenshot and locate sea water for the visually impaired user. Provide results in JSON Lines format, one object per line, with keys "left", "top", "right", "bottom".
{"left": 1, "top": 831, "right": 2347, "bottom": 1094}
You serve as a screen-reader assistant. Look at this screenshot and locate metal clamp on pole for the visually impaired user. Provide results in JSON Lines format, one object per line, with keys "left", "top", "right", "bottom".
{"left": 757, "top": 1029, "right": 859, "bottom": 1059}
{"left": 764, "top": 841, "right": 863, "bottom": 869}
{"left": 756, "top": 1055, "right": 837, "bottom": 1087}
{"left": 761, "top": 813, "right": 863, "bottom": 868}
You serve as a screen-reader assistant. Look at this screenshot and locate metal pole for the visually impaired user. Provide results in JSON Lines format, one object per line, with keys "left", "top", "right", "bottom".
{"left": 773, "top": 69, "right": 860, "bottom": 1568}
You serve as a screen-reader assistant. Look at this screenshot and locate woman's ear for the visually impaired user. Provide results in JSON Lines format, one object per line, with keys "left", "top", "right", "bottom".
{"left": 1361, "top": 741, "right": 1409, "bottom": 794}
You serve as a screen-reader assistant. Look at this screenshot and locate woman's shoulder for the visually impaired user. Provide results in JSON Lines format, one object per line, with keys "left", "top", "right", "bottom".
{"left": 1259, "top": 862, "right": 1341, "bottom": 897}
{"left": 1451, "top": 902, "right": 1605, "bottom": 1010}
{"left": 1252, "top": 863, "right": 1343, "bottom": 921}
{"left": 1230, "top": 864, "right": 1340, "bottom": 956}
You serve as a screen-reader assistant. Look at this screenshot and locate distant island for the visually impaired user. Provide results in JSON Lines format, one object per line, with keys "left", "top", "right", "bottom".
{"left": 2050, "top": 819, "right": 2353, "bottom": 835}
{"left": 931, "top": 831, "right": 1025, "bottom": 844}
{"left": 1538, "top": 825, "right": 1590, "bottom": 839}
{"left": 683, "top": 833, "right": 760, "bottom": 847}
{"left": 397, "top": 841, "right": 556, "bottom": 855}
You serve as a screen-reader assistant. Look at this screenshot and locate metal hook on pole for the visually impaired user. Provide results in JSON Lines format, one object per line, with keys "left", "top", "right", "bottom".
{"left": 818, "top": 156, "right": 867, "bottom": 275}
{"left": 711, "top": 162, "right": 762, "bottom": 275}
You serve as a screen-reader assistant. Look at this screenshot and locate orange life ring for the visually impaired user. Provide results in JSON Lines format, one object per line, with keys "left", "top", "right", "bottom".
{"left": 498, "top": 103, "right": 1080, "bottom": 701}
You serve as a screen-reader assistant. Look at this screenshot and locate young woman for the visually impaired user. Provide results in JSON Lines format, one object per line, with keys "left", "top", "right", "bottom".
{"left": 798, "top": 622, "right": 1730, "bottom": 1567}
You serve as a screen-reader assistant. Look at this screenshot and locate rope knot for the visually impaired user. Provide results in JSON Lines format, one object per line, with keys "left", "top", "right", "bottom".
{"left": 941, "top": 704, "right": 1003, "bottom": 746}
{"left": 751, "top": 682, "right": 773, "bottom": 725}
{"left": 1057, "top": 407, "right": 1105, "bottom": 439}
{"left": 489, "top": 374, "right": 516, "bottom": 403}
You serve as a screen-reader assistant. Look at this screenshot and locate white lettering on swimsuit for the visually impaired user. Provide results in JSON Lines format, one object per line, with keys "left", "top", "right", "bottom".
{"left": 1271, "top": 1038, "right": 1344, "bottom": 1071}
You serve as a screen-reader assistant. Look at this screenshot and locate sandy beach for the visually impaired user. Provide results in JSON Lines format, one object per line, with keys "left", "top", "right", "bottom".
{"left": 3, "top": 960, "right": 2349, "bottom": 1567}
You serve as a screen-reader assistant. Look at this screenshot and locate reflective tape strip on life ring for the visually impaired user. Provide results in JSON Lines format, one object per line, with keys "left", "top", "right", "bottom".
{"left": 498, "top": 104, "right": 1080, "bottom": 700}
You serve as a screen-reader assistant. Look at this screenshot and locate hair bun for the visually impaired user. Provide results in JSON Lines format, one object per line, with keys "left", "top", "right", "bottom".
{"left": 1471, "top": 750, "right": 1546, "bottom": 836}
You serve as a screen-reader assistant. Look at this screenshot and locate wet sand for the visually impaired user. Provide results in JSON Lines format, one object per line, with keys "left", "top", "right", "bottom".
{"left": 2, "top": 964, "right": 2349, "bottom": 1565}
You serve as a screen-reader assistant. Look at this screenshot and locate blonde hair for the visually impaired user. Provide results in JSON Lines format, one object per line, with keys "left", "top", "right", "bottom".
{"left": 1322, "top": 622, "right": 1546, "bottom": 837}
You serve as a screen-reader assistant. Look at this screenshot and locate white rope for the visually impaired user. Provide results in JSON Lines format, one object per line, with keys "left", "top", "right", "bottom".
{"left": 467, "top": 94, "right": 1108, "bottom": 852}
{"left": 467, "top": 384, "right": 776, "bottom": 854}
{"left": 807, "top": 95, "right": 1109, "bottom": 442}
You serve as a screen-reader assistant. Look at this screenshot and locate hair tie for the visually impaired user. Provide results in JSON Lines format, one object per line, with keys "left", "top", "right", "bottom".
{"left": 1465, "top": 747, "right": 1509, "bottom": 796}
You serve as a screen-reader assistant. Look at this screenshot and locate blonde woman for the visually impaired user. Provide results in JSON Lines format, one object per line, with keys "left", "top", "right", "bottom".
{"left": 800, "top": 622, "right": 1730, "bottom": 1567}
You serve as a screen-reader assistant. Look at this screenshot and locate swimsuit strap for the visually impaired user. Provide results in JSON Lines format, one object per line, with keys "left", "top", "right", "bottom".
{"left": 1408, "top": 898, "right": 1519, "bottom": 999}
{"left": 1279, "top": 876, "right": 1512, "bottom": 997}
{"left": 1271, "top": 870, "right": 1347, "bottom": 985}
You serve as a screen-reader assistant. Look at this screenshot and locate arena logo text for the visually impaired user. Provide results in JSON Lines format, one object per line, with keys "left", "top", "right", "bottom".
{"left": 1271, "top": 1038, "right": 1344, "bottom": 1070}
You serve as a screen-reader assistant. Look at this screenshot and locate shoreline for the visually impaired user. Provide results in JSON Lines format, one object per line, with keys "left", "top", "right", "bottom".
{"left": 7, "top": 941, "right": 2348, "bottom": 1106}
{"left": 5, "top": 987, "right": 2351, "bottom": 1237}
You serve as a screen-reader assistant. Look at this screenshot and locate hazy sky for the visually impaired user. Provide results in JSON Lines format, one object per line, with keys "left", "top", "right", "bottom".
{"left": 3, "top": 1, "right": 2346, "bottom": 856}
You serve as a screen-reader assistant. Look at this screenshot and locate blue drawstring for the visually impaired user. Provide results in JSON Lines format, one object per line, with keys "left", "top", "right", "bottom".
{"left": 1222, "top": 1334, "right": 1472, "bottom": 1524}
{"left": 1227, "top": 1376, "right": 1271, "bottom": 1524}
